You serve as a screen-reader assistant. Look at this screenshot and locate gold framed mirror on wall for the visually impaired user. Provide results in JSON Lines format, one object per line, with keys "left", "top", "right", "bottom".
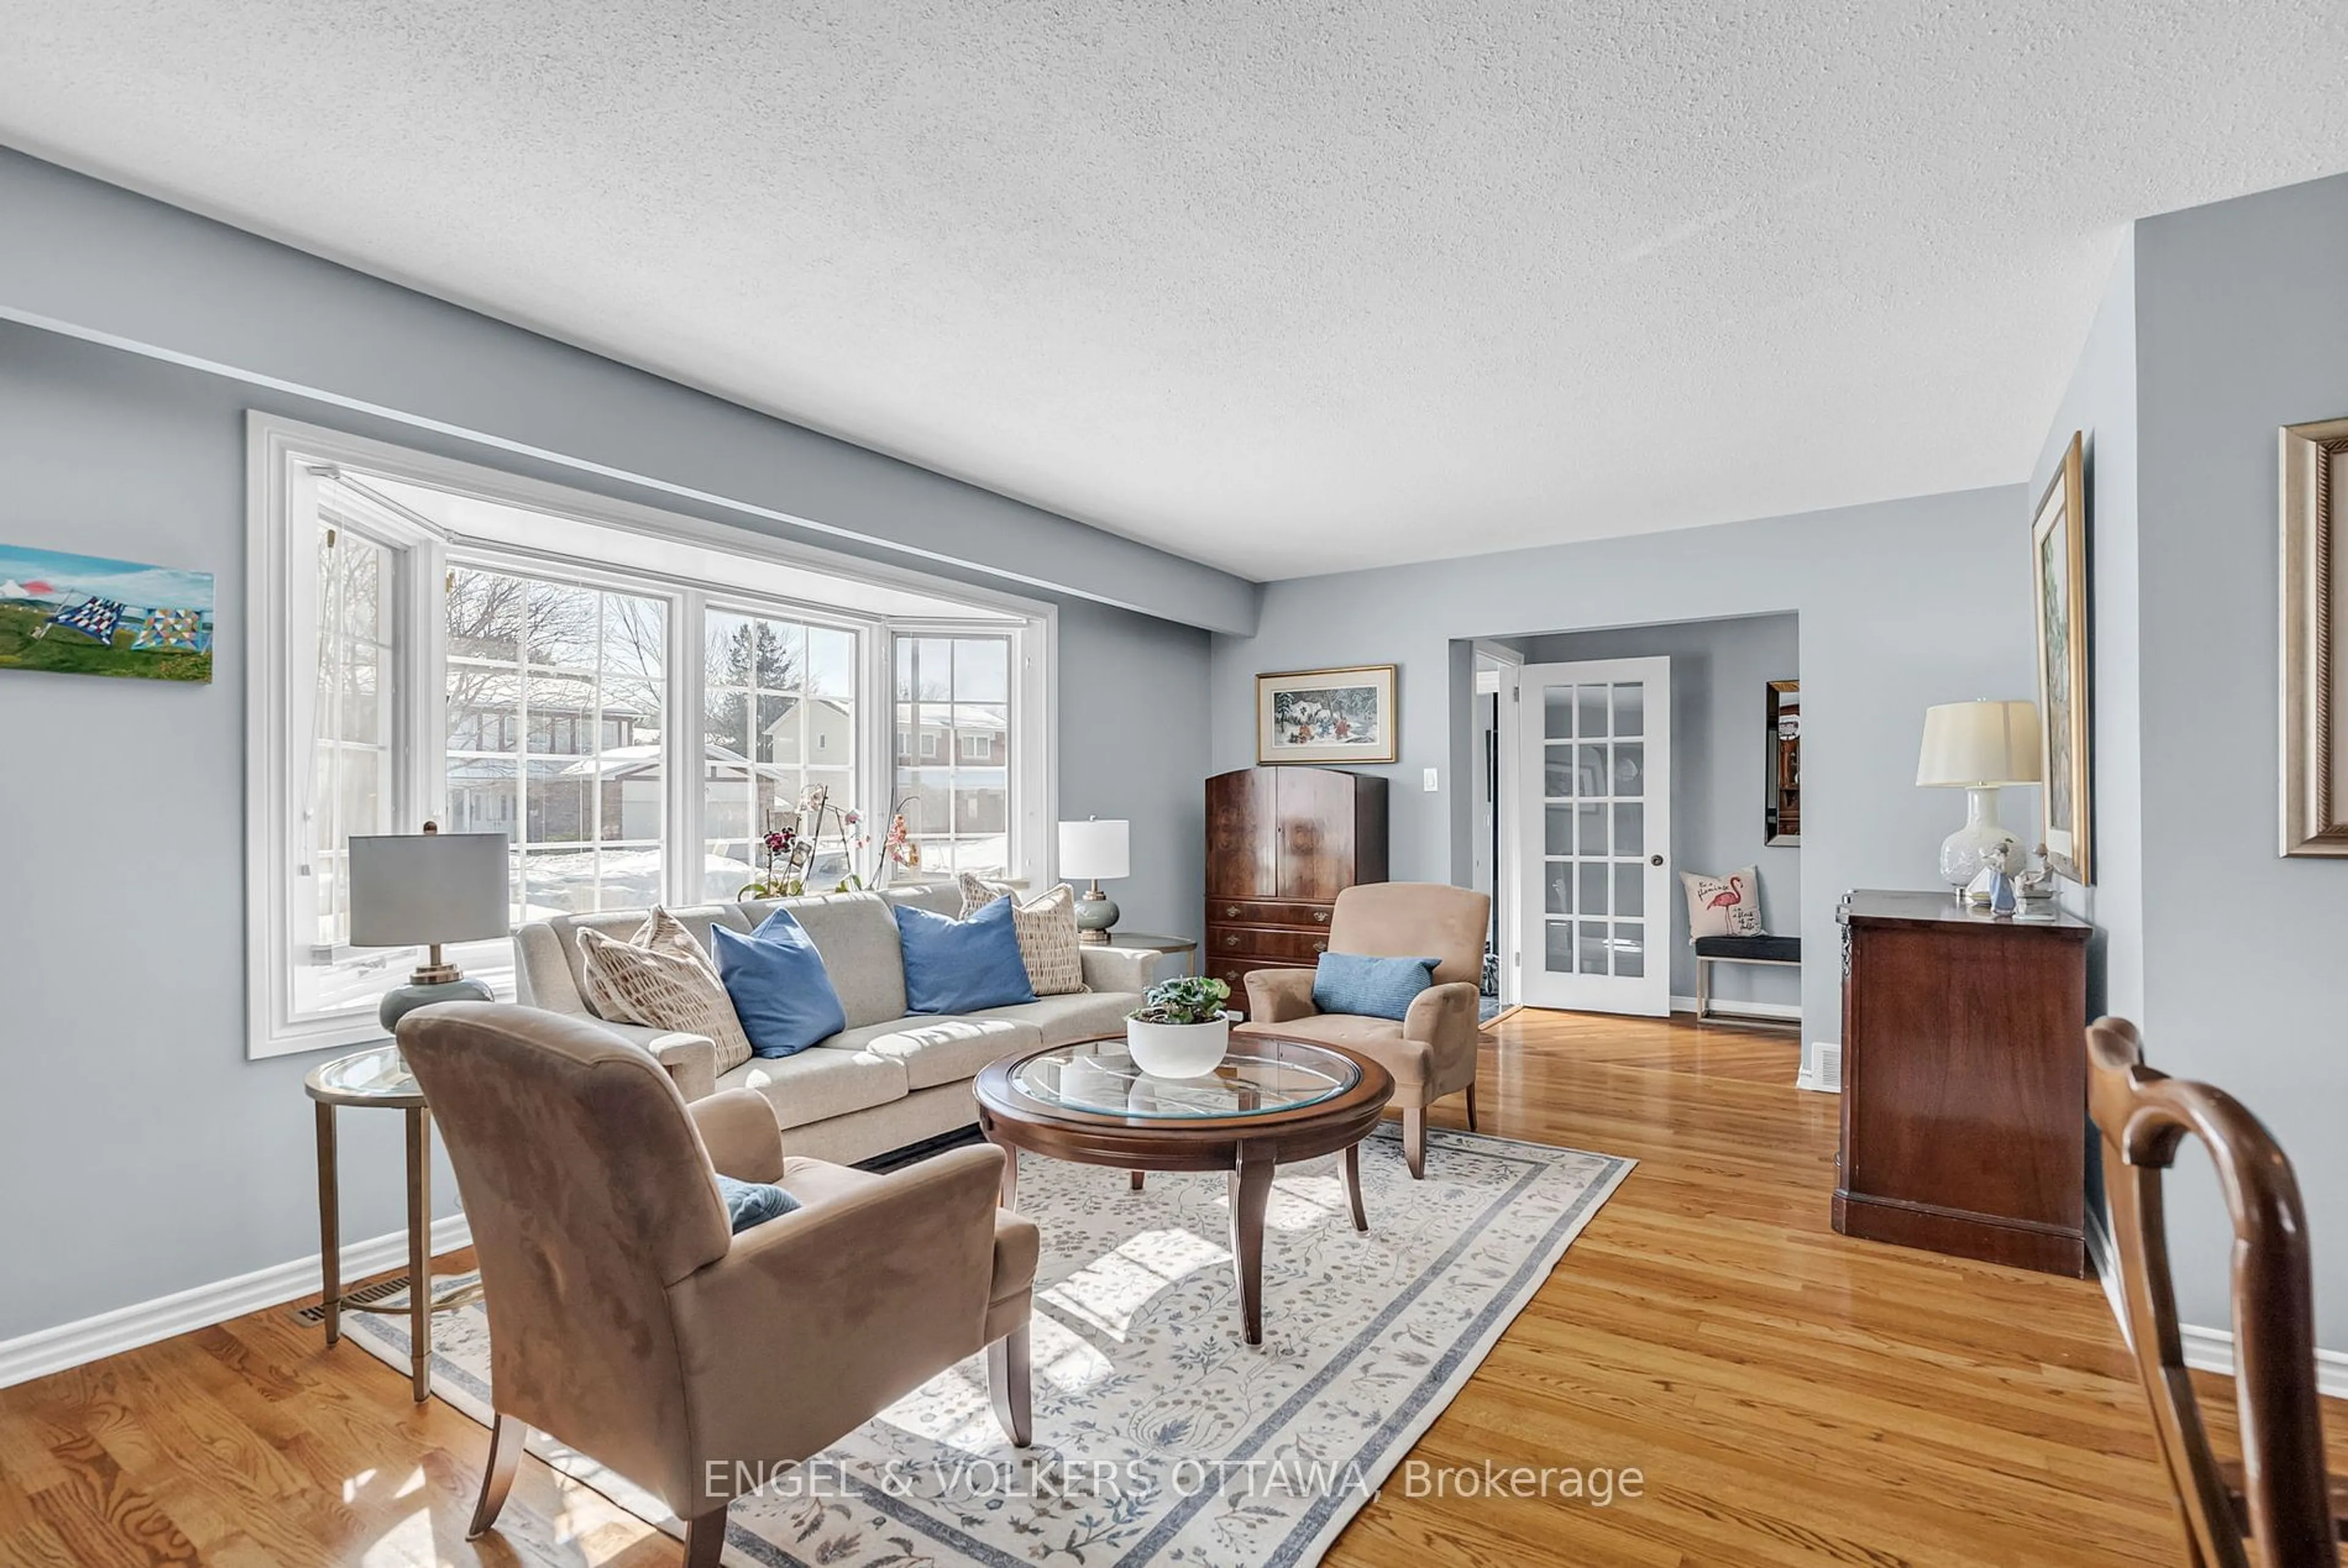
{"left": 1766, "top": 679, "right": 1800, "bottom": 846}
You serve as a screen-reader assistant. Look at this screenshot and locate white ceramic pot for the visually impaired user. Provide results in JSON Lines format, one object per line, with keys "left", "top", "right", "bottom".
{"left": 1125, "top": 1015, "right": 1231, "bottom": 1080}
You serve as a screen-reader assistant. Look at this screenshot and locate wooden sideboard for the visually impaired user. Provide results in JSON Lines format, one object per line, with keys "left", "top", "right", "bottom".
{"left": 1833, "top": 889, "right": 2091, "bottom": 1276}
{"left": 1204, "top": 767, "right": 1389, "bottom": 1012}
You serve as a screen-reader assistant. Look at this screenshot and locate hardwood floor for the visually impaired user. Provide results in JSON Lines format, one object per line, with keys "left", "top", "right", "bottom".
{"left": 2, "top": 1008, "right": 2332, "bottom": 1565}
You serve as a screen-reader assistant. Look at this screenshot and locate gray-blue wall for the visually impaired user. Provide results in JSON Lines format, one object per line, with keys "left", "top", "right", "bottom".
{"left": 1508, "top": 614, "right": 1803, "bottom": 1011}
{"left": 2031, "top": 235, "right": 2143, "bottom": 1025}
{"left": 0, "top": 179, "right": 1220, "bottom": 1345}
{"left": 1211, "top": 486, "right": 2040, "bottom": 1081}
{"left": 2130, "top": 172, "right": 2348, "bottom": 1346}
{"left": 2023, "top": 172, "right": 2348, "bottom": 1351}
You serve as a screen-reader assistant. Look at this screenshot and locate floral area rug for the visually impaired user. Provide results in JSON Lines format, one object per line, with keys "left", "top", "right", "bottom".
{"left": 348, "top": 1122, "right": 1631, "bottom": 1568}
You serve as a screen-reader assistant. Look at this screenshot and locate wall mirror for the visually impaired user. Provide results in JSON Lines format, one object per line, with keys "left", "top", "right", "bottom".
{"left": 1765, "top": 679, "right": 1801, "bottom": 845}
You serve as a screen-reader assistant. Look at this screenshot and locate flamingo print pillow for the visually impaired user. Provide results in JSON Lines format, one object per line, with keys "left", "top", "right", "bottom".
{"left": 1682, "top": 865, "right": 1763, "bottom": 938}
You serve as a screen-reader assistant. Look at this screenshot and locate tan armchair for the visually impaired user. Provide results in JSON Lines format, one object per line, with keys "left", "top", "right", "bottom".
{"left": 397, "top": 1003, "right": 1036, "bottom": 1568}
{"left": 1233, "top": 882, "right": 1490, "bottom": 1178}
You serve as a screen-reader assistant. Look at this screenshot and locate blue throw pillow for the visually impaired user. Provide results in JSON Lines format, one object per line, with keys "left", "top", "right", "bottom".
{"left": 712, "top": 908, "right": 849, "bottom": 1058}
{"left": 714, "top": 1172, "right": 800, "bottom": 1232}
{"left": 894, "top": 897, "right": 1039, "bottom": 1014}
{"left": 1313, "top": 952, "right": 1442, "bottom": 1021}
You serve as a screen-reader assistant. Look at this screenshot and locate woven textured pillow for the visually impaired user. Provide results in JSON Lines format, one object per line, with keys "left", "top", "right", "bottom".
{"left": 574, "top": 911, "right": 755, "bottom": 1073}
{"left": 957, "top": 873, "right": 1087, "bottom": 996}
{"left": 1681, "top": 866, "right": 1763, "bottom": 939}
{"left": 577, "top": 907, "right": 704, "bottom": 1024}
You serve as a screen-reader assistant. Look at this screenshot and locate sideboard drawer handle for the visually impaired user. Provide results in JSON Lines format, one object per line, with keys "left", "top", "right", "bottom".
{"left": 1224, "top": 904, "right": 1242, "bottom": 918}
{"left": 1312, "top": 909, "right": 1330, "bottom": 923}
{"left": 1222, "top": 933, "right": 1239, "bottom": 948}
{"left": 1312, "top": 941, "right": 1327, "bottom": 955}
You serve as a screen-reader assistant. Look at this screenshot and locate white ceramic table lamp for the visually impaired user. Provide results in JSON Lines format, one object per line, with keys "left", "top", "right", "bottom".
{"left": 1916, "top": 700, "right": 2042, "bottom": 896}
{"left": 349, "top": 823, "right": 512, "bottom": 1031}
{"left": 1058, "top": 817, "right": 1131, "bottom": 946}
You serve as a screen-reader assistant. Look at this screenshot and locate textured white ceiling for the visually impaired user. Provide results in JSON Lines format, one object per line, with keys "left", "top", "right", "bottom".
{"left": 5, "top": 3, "right": 2347, "bottom": 581}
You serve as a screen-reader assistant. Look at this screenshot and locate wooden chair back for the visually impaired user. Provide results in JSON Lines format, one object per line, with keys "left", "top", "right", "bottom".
{"left": 2086, "top": 1017, "right": 2333, "bottom": 1567}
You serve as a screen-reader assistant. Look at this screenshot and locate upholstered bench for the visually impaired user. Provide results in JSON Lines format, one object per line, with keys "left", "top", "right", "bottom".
{"left": 1692, "top": 933, "right": 1801, "bottom": 1021}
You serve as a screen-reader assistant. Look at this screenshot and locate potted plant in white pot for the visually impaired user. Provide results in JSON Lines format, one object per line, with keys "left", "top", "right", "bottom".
{"left": 1125, "top": 975, "right": 1233, "bottom": 1080}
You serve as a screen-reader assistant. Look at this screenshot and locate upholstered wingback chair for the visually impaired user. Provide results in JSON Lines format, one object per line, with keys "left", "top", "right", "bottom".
{"left": 1233, "top": 882, "right": 1490, "bottom": 1178}
{"left": 397, "top": 1003, "right": 1037, "bottom": 1568}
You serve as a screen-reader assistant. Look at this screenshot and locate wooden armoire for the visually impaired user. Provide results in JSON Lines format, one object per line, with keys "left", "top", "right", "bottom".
{"left": 1204, "top": 767, "right": 1389, "bottom": 1010}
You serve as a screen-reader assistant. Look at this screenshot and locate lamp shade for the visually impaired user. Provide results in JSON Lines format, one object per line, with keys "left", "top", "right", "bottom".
{"left": 1058, "top": 818, "right": 1131, "bottom": 881}
{"left": 1916, "top": 700, "right": 2042, "bottom": 788}
{"left": 347, "top": 831, "right": 511, "bottom": 948}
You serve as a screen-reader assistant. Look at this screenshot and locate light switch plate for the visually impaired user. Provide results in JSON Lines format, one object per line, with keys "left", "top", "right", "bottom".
{"left": 1422, "top": 767, "right": 1440, "bottom": 792}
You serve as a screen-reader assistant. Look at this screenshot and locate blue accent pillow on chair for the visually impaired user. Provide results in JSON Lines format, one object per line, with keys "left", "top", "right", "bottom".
{"left": 1313, "top": 952, "right": 1442, "bottom": 1021}
{"left": 714, "top": 1173, "right": 800, "bottom": 1232}
{"left": 712, "top": 908, "right": 849, "bottom": 1058}
{"left": 895, "top": 897, "right": 1039, "bottom": 1014}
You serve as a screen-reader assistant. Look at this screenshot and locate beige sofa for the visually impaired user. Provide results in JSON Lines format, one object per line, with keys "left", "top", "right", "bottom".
{"left": 514, "top": 884, "right": 1158, "bottom": 1164}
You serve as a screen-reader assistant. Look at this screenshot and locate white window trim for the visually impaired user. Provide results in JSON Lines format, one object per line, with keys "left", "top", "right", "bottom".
{"left": 885, "top": 622, "right": 1048, "bottom": 887}
{"left": 245, "top": 413, "right": 1057, "bottom": 1059}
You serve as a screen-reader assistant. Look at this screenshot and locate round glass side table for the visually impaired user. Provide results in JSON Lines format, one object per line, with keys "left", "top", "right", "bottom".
{"left": 305, "top": 1043, "right": 480, "bottom": 1402}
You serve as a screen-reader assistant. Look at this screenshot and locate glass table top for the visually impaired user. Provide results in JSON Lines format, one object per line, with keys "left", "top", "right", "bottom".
{"left": 1009, "top": 1040, "right": 1359, "bottom": 1120}
{"left": 306, "top": 1043, "right": 424, "bottom": 1106}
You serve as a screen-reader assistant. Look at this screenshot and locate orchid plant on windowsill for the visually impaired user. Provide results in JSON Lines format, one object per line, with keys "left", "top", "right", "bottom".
{"left": 740, "top": 787, "right": 924, "bottom": 899}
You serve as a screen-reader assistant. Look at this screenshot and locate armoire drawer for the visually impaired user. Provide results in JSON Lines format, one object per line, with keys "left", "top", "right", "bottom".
{"left": 1205, "top": 923, "right": 1332, "bottom": 963}
{"left": 1207, "top": 898, "right": 1335, "bottom": 929}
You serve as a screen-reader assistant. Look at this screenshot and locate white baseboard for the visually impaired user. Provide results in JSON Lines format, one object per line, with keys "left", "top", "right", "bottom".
{"left": 1795, "top": 1040, "right": 1842, "bottom": 1094}
{"left": 1671, "top": 994, "right": 1802, "bottom": 1021}
{"left": 0, "top": 1213, "right": 473, "bottom": 1391}
{"left": 2083, "top": 1207, "right": 2348, "bottom": 1399}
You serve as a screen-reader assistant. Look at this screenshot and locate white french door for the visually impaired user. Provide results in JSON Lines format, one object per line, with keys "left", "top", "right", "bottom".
{"left": 1515, "top": 657, "right": 1672, "bottom": 1015}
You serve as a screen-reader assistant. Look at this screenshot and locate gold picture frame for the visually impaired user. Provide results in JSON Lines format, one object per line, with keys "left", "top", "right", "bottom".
{"left": 2281, "top": 414, "right": 2348, "bottom": 856}
{"left": 2032, "top": 432, "right": 2092, "bottom": 883}
{"left": 1255, "top": 664, "right": 1398, "bottom": 765}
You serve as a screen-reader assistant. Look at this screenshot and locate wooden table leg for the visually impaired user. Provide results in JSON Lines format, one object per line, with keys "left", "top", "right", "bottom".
{"left": 405, "top": 1106, "right": 432, "bottom": 1403}
{"left": 315, "top": 1102, "right": 341, "bottom": 1346}
{"left": 1342, "top": 1141, "right": 1368, "bottom": 1232}
{"left": 1228, "top": 1144, "right": 1274, "bottom": 1346}
{"left": 991, "top": 1136, "right": 1020, "bottom": 1211}
{"left": 1129, "top": 1170, "right": 1146, "bottom": 1192}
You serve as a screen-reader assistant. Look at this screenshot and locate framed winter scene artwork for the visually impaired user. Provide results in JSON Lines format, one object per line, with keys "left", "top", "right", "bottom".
{"left": 0, "top": 543, "right": 214, "bottom": 683}
{"left": 2282, "top": 413, "right": 2348, "bottom": 855}
{"left": 1255, "top": 664, "right": 1398, "bottom": 764}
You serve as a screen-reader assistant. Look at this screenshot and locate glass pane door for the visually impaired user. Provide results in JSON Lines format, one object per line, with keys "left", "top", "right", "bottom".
{"left": 1518, "top": 657, "right": 1671, "bottom": 1015}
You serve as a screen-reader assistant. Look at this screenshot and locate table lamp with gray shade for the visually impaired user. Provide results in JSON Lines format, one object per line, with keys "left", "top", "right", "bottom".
{"left": 1058, "top": 817, "right": 1130, "bottom": 945}
{"left": 349, "top": 824, "right": 511, "bottom": 1031}
{"left": 1915, "top": 699, "right": 2042, "bottom": 897}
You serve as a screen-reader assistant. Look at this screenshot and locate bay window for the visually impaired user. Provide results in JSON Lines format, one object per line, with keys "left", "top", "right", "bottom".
{"left": 445, "top": 566, "right": 670, "bottom": 916}
{"left": 247, "top": 416, "right": 1050, "bottom": 1059}
{"left": 702, "top": 609, "right": 859, "bottom": 897}
{"left": 893, "top": 633, "right": 1013, "bottom": 878}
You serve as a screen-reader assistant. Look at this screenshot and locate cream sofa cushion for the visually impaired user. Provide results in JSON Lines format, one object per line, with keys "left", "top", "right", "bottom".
{"left": 969, "top": 990, "right": 1141, "bottom": 1047}
{"left": 819, "top": 1016, "right": 1041, "bottom": 1092}
{"left": 740, "top": 893, "right": 909, "bottom": 1028}
{"left": 717, "top": 1047, "right": 909, "bottom": 1131}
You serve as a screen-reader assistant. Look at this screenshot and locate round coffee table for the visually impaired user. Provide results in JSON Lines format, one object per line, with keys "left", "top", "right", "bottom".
{"left": 973, "top": 1034, "right": 1395, "bottom": 1345}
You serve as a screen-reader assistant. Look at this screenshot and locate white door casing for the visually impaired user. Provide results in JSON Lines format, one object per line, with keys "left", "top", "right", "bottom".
{"left": 1515, "top": 656, "right": 1672, "bottom": 1016}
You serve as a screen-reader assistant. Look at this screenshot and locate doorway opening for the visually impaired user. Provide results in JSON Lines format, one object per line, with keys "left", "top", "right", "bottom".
{"left": 1466, "top": 613, "right": 1801, "bottom": 1024}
